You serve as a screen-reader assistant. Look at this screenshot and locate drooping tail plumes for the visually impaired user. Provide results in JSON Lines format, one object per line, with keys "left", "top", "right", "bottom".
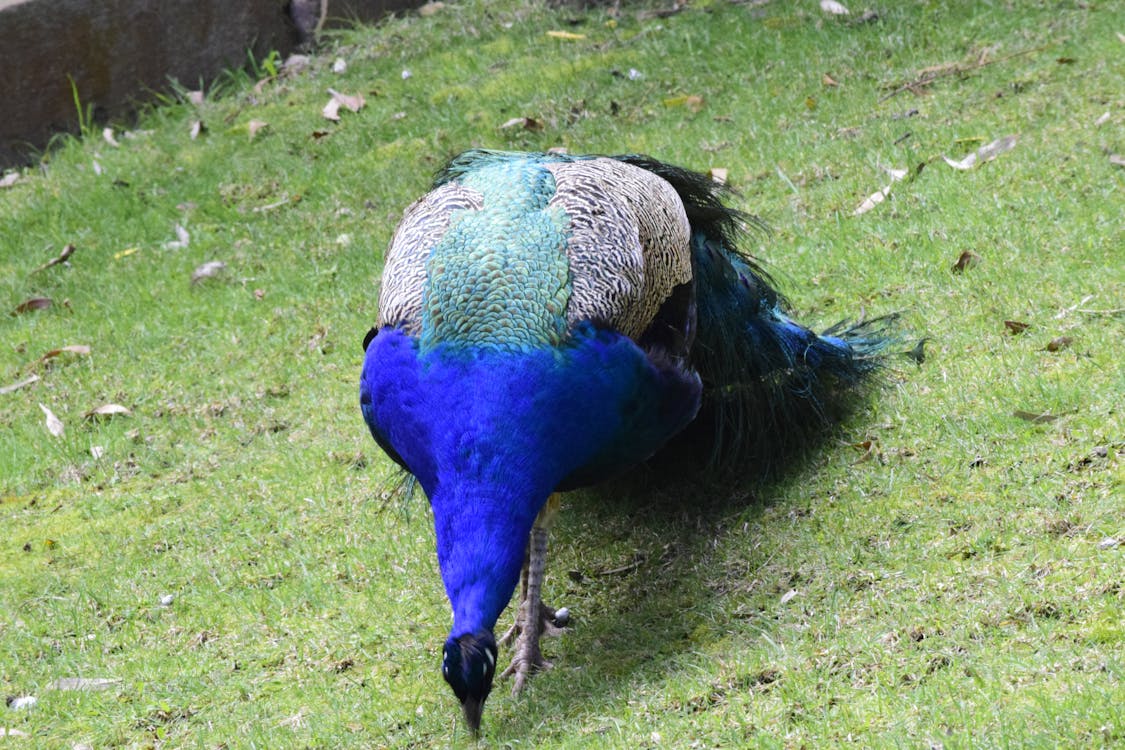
{"left": 625, "top": 157, "right": 898, "bottom": 476}
{"left": 691, "top": 232, "right": 897, "bottom": 474}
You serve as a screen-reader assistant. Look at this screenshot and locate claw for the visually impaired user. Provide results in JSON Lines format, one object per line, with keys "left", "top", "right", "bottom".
{"left": 498, "top": 495, "right": 568, "bottom": 695}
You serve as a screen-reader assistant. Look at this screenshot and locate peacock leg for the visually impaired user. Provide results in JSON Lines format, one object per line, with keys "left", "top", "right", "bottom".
{"left": 500, "top": 493, "right": 568, "bottom": 694}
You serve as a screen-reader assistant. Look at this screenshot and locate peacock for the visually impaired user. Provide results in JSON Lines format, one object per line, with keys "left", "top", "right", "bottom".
{"left": 359, "top": 149, "right": 895, "bottom": 733}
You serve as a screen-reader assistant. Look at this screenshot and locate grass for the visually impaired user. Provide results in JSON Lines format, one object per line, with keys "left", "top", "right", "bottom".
{"left": 1, "top": 0, "right": 1122, "bottom": 747}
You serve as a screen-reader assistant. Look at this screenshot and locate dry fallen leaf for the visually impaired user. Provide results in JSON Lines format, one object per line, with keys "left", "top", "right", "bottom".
{"left": 191, "top": 260, "right": 227, "bottom": 284}
{"left": 500, "top": 116, "right": 543, "bottom": 131}
{"left": 853, "top": 165, "right": 907, "bottom": 216}
{"left": 546, "top": 30, "right": 586, "bottom": 40}
{"left": 1004, "top": 320, "right": 1030, "bottom": 335}
{"left": 418, "top": 1, "right": 445, "bottom": 16}
{"left": 328, "top": 88, "right": 366, "bottom": 112}
{"left": 708, "top": 167, "right": 728, "bottom": 185}
{"left": 0, "top": 374, "right": 39, "bottom": 395}
{"left": 1013, "top": 409, "right": 1064, "bottom": 424}
{"left": 1109, "top": 154, "right": 1125, "bottom": 169}
{"left": 0, "top": 172, "right": 20, "bottom": 189}
{"left": 190, "top": 120, "right": 204, "bottom": 140}
{"left": 951, "top": 250, "right": 980, "bottom": 273}
{"left": 50, "top": 677, "right": 122, "bottom": 691}
{"left": 31, "top": 243, "right": 77, "bottom": 273}
{"left": 322, "top": 98, "right": 341, "bottom": 121}
{"left": 164, "top": 224, "right": 190, "bottom": 249}
{"left": 39, "top": 403, "right": 65, "bottom": 437}
{"left": 281, "top": 54, "right": 310, "bottom": 76}
{"left": 11, "top": 297, "right": 52, "bottom": 316}
{"left": 820, "top": 0, "right": 850, "bottom": 15}
{"left": 84, "top": 403, "right": 132, "bottom": 420}
{"left": 822, "top": 73, "right": 839, "bottom": 87}
{"left": 248, "top": 120, "right": 269, "bottom": 140}
{"left": 102, "top": 127, "right": 120, "bottom": 147}
{"left": 944, "top": 135, "right": 1018, "bottom": 170}
{"left": 853, "top": 186, "right": 891, "bottom": 215}
{"left": 664, "top": 95, "right": 705, "bottom": 112}
{"left": 39, "top": 345, "right": 91, "bottom": 364}
{"left": 1045, "top": 336, "right": 1073, "bottom": 352}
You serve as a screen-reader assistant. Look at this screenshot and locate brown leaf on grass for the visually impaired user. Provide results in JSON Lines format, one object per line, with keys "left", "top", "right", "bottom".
{"left": 84, "top": 403, "right": 132, "bottom": 420}
{"left": 39, "top": 345, "right": 91, "bottom": 364}
{"left": 11, "top": 297, "right": 52, "bottom": 316}
{"left": 191, "top": 261, "right": 227, "bottom": 284}
{"left": 951, "top": 251, "right": 980, "bottom": 273}
{"left": 281, "top": 54, "right": 310, "bottom": 76}
{"left": 822, "top": 73, "right": 839, "bottom": 87}
{"left": 328, "top": 89, "right": 366, "bottom": 113}
{"left": 0, "top": 171, "right": 20, "bottom": 189}
{"left": 0, "top": 374, "right": 39, "bottom": 395}
{"left": 248, "top": 120, "right": 269, "bottom": 140}
{"left": 417, "top": 1, "right": 445, "bottom": 16}
{"left": 50, "top": 677, "right": 122, "bottom": 691}
{"left": 708, "top": 167, "right": 728, "bottom": 185}
{"left": 852, "top": 165, "right": 907, "bottom": 216}
{"left": 546, "top": 30, "right": 586, "bottom": 40}
{"left": 163, "top": 224, "right": 190, "bottom": 249}
{"left": 322, "top": 98, "right": 341, "bottom": 121}
{"left": 39, "top": 403, "right": 64, "bottom": 437}
{"left": 31, "top": 244, "right": 77, "bottom": 273}
{"left": 500, "top": 116, "right": 543, "bottom": 131}
{"left": 944, "top": 135, "right": 1018, "bottom": 170}
{"left": 1045, "top": 336, "right": 1073, "bottom": 352}
{"left": 1004, "top": 320, "right": 1030, "bottom": 335}
{"left": 663, "top": 95, "right": 705, "bottom": 112}
{"left": 1109, "top": 154, "right": 1125, "bottom": 169}
{"left": 1013, "top": 410, "right": 1064, "bottom": 424}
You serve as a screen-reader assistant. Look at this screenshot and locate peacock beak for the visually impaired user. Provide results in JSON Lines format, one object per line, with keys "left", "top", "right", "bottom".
{"left": 461, "top": 694, "right": 484, "bottom": 734}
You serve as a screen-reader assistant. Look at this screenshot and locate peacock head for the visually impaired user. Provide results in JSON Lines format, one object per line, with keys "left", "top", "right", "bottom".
{"left": 442, "top": 629, "right": 498, "bottom": 734}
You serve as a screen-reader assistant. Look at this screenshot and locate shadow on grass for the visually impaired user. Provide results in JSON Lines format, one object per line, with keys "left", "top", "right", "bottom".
{"left": 489, "top": 441, "right": 839, "bottom": 734}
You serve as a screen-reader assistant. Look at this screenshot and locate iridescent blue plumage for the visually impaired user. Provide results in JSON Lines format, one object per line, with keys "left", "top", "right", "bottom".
{"left": 360, "top": 150, "right": 895, "bottom": 733}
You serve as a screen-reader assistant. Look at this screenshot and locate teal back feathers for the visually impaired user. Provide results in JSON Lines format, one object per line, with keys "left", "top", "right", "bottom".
{"left": 421, "top": 158, "right": 571, "bottom": 350}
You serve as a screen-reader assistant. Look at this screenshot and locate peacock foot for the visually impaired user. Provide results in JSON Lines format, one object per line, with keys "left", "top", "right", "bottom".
{"left": 499, "top": 602, "right": 569, "bottom": 694}
{"left": 499, "top": 602, "right": 569, "bottom": 647}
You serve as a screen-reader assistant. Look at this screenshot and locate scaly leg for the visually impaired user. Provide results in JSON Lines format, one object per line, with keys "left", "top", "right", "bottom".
{"left": 500, "top": 493, "right": 568, "bottom": 694}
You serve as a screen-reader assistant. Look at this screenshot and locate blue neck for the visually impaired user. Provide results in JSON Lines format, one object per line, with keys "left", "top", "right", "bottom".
{"left": 361, "top": 324, "right": 701, "bottom": 635}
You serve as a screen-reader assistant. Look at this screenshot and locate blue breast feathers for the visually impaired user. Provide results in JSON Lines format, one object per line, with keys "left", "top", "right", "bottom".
{"left": 360, "top": 323, "right": 701, "bottom": 633}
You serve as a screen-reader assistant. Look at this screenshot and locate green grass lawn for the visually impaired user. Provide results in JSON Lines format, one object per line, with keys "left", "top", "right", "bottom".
{"left": 1, "top": 0, "right": 1122, "bottom": 747}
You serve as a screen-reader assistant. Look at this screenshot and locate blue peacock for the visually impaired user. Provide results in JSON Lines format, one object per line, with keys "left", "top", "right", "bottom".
{"left": 360, "top": 150, "right": 895, "bottom": 733}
